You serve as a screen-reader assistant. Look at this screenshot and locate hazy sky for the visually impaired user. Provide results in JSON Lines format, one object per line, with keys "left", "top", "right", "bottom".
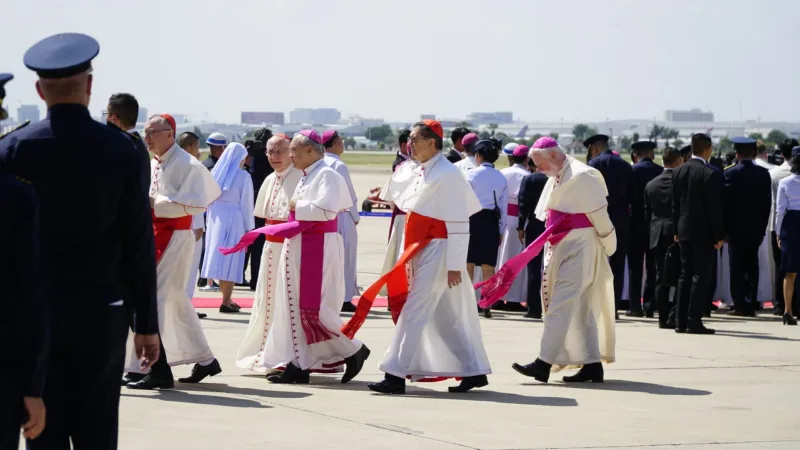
{"left": 2, "top": 0, "right": 797, "bottom": 124}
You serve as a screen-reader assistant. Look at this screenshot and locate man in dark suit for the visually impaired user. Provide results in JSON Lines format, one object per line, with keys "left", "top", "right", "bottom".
{"left": 0, "top": 33, "right": 160, "bottom": 449}
{"left": 446, "top": 127, "right": 470, "bottom": 163}
{"left": 723, "top": 137, "right": 773, "bottom": 316}
{"left": 627, "top": 141, "right": 664, "bottom": 316}
{"left": 393, "top": 129, "right": 411, "bottom": 170}
{"left": 0, "top": 73, "right": 48, "bottom": 449}
{"left": 244, "top": 128, "right": 275, "bottom": 290}
{"left": 587, "top": 134, "right": 634, "bottom": 313}
{"left": 517, "top": 160, "right": 548, "bottom": 319}
{"left": 671, "top": 133, "right": 724, "bottom": 334}
{"left": 645, "top": 147, "right": 683, "bottom": 328}
{"left": 105, "top": 92, "right": 147, "bottom": 155}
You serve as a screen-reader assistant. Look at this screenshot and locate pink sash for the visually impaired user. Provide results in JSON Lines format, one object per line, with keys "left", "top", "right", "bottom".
{"left": 507, "top": 203, "right": 519, "bottom": 217}
{"left": 475, "top": 210, "right": 593, "bottom": 308}
{"left": 220, "top": 212, "right": 339, "bottom": 344}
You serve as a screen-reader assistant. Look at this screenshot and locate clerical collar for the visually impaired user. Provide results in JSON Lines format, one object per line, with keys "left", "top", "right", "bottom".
{"left": 154, "top": 142, "right": 179, "bottom": 163}
{"left": 302, "top": 158, "right": 325, "bottom": 176}
{"left": 420, "top": 152, "right": 442, "bottom": 171}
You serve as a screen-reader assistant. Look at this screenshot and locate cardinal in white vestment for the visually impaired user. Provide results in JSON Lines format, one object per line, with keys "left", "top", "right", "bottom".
{"left": 125, "top": 114, "right": 222, "bottom": 390}
{"left": 477, "top": 137, "right": 616, "bottom": 384}
{"left": 177, "top": 132, "right": 208, "bottom": 318}
{"left": 496, "top": 144, "right": 531, "bottom": 308}
{"left": 236, "top": 135, "right": 303, "bottom": 371}
{"left": 322, "top": 130, "right": 360, "bottom": 311}
{"left": 221, "top": 130, "right": 370, "bottom": 384}
{"left": 342, "top": 120, "right": 492, "bottom": 395}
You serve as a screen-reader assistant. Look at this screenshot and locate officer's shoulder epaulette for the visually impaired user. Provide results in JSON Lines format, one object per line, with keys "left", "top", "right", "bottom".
{"left": 724, "top": 163, "right": 735, "bottom": 170}
{"left": 0, "top": 120, "right": 30, "bottom": 141}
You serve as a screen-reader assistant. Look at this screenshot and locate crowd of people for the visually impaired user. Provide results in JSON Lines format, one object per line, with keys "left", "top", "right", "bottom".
{"left": 2, "top": 32, "right": 799, "bottom": 450}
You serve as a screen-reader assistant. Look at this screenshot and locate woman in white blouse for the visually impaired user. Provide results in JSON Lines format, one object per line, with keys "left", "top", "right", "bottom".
{"left": 775, "top": 146, "right": 800, "bottom": 325}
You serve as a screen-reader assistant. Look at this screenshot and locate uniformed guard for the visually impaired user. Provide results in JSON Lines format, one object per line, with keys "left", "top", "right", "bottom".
{"left": 0, "top": 33, "right": 160, "bottom": 449}
{"left": 722, "top": 137, "right": 773, "bottom": 317}
{"left": 0, "top": 72, "right": 48, "bottom": 448}
{"left": 627, "top": 141, "right": 664, "bottom": 317}
{"left": 586, "top": 134, "right": 634, "bottom": 315}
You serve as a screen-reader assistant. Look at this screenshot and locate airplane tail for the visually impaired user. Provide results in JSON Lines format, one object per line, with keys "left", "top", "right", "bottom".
{"left": 515, "top": 125, "right": 529, "bottom": 138}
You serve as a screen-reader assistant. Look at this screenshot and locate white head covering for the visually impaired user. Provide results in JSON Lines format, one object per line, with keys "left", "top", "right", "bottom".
{"left": 503, "top": 142, "right": 520, "bottom": 155}
{"left": 206, "top": 132, "right": 228, "bottom": 147}
{"left": 211, "top": 142, "right": 248, "bottom": 191}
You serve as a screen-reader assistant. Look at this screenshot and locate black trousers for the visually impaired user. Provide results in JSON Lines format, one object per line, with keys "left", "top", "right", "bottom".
{"left": 609, "top": 237, "right": 628, "bottom": 310}
{"left": 628, "top": 235, "right": 657, "bottom": 312}
{"left": 197, "top": 231, "right": 207, "bottom": 286}
{"left": 29, "top": 306, "right": 129, "bottom": 450}
{"left": 651, "top": 242, "right": 674, "bottom": 324}
{"left": 676, "top": 241, "right": 714, "bottom": 330}
{"left": 706, "top": 250, "right": 718, "bottom": 313}
{"left": 0, "top": 387, "right": 23, "bottom": 450}
{"left": 525, "top": 223, "right": 545, "bottom": 316}
{"left": 728, "top": 241, "right": 760, "bottom": 314}
{"left": 248, "top": 217, "right": 266, "bottom": 290}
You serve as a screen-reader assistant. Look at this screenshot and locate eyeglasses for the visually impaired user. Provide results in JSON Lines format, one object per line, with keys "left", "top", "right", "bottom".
{"left": 143, "top": 128, "right": 171, "bottom": 138}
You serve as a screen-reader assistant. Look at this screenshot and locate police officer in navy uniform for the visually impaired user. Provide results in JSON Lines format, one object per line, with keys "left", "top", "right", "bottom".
{"left": 0, "top": 33, "right": 160, "bottom": 449}
{"left": 723, "top": 137, "right": 773, "bottom": 316}
{"left": 627, "top": 141, "right": 664, "bottom": 317}
{"left": 0, "top": 73, "right": 48, "bottom": 449}
{"left": 586, "top": 134, "right": 634, "bottom": 314}
{"left": 517, "top": 161, "right": 548, "bottom": 319}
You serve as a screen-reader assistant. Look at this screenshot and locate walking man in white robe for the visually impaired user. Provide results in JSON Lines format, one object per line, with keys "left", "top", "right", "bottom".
{"left": 125, "top": 114, "right": 223, "bottom": 390}
{"left": 236, "top": 134, "right": 302, "bottom": 372}
{"left": 221, "top": 130, "right": 370, "bottom": 384}
{"left": 342, "top": 120, "right": 492, "bottom": 394}
{"left": 478, "top": 137, "right": 616, "bottom": 383}
{"left": 496, "top": 144, "right": 531, "bottom": 310}
{"left": 322, "top": 130, "right": 360, "bottom": 312}
{"left": 178, "top": 131, "right": 208, "bottom": 319}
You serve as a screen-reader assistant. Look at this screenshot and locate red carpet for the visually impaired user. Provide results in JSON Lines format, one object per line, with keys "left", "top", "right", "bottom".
{"left": 192, "top": 296, "right": 389, "bottom": 309}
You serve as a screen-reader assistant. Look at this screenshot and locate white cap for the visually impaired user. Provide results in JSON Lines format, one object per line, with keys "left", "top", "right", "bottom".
{"left": 206, "top": 132, "right": 228, "bottom": 147}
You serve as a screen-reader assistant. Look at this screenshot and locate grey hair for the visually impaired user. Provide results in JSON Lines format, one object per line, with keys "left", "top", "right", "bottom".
{"left": 295, "top": 135, "right": 325, "bottom": 155}
{"left": 267, "top": 135, "right": 289, "bottom": 149}
{"left": 146, "top": 114, "right": 170, "bottom": 127}
{"left": 528, "top": 145, "right": 565, "bottom": 159}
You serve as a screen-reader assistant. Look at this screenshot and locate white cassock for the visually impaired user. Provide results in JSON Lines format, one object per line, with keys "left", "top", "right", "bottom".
{"left": 535, "top": 156, "right": 616, "bottom": 371}
{"left": 125, "top": 143, "right": 221, "bottom": 373}
{"left": 236, "top": 165, "right": 303, "bottom": 371}
{"left": 260, "top": 158, "right": 362, "bottom": 371}
{"left": 497, "top": 163, "right": 529, "bottom": 303}
{"left": 454, "top": 155, "right": 477, "bottom": 175}
{"left": 185, "top": 213, "right": 205, "bottom": 300}
{"left": 379, "top": 152, "right": 491, "bottom": 380}
{"left": 377, "top": 160, "right": 417, "bottom": 296}
{"left": 324, "top": 153, "right": 359, "bottom": 303}
{"left": 755, "top": 158, "right": 776, "bottom": 303}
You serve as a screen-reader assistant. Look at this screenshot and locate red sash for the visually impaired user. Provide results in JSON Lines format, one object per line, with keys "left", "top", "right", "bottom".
{"left": 507, "top": 203, "right": 520, "bottom": 217}
{"left": 475, "top": 210, "right": 594, "bottom": 308}
{"left": 342, "top": 212, "right": 447, "bottom": 339}
{"left": 152, "top": 210, "right": 192, "bottom": 264}
{"left": 265, "top": 219, "right": 287, "bottom": 243}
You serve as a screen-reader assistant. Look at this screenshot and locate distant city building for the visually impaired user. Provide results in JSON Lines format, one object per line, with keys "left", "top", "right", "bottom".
{"left": 17, "top": 104, "right": 40, "bottom": 123}
{"left": 241, "top": 111, "right": 285, "bottom": 125}
{"left": 420, "top": 114, "right": 436, "bottom": 120}
{"left": 467, "top": 111, "right": 513, "bottom": 124}
{"left": 289, "top": 108, "right": 341, "bottom": 125}
{"left": 171, "top": 114, "right": 188, "bottom": 124}
{"left": 664, "top": 108, "right": 714, "bottom": 122}
{"left": 137, "top": 107, "right": 148, "bottom": 124}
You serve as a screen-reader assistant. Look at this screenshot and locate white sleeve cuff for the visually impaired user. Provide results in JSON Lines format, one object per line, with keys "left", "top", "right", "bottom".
{"left": 445, "top": 221, "right": 470, "bottom": 271}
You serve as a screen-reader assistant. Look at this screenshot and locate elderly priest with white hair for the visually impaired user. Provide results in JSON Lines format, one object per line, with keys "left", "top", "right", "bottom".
{"left": 477, "top": 136, "right": 616, "bottom": 384}
{"left": 221, "top": 130, "right": 370, "bottom": 385}
{"left": 124, "top": 114, "right": 223, "bottom": 390}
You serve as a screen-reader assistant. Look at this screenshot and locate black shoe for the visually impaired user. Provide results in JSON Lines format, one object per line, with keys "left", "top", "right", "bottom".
{"left": 562, "top": 363, "right": 604, "bottom": 383}
{"left": 504, "top": 303, "right": 527, "bottom": 312}
{"left": 710, "top": 303, "right": 719, "bottom": 311}
{"left": 524, "top": 312, "right": 542, "bottom": 319}
{"left": 197, "top": 278, "right": 208, "bottom": 288}
{"left": 491, "top": 302, "right": 507, "bottom": 311}
{"left": 341, "top": 302, "right": 357, "bottom": 313}
{"left": 219, "top": 303, "right": 239, "bottom": 313}
{"left": 615, "top": 313, "right": 620, "bottom": 320}
{"left": 121, "top": 372, "right": 145, "bottom": 386}
{"left": 728, "top": 310, "right": 751, "bottom": 317}
{"left": 236, "top": 280, "right": 250, "bottom": 287}
{"left": 197, "top": 312, "right": 207, "bottom": 319}
{"left": 783, "top": 313, "right": 797, "bottom": 325}
{"left": 481, "top": 307, "right": 492, "bottom": 319}
{"left": 625, "top": 310, "right": 644, "bottom": 318}
{"left": 367, "top": 374, "right": 405, "bottom": 395}
{"left": 773, "top": 308, "right": 785, "bottom": 316}
{"left": 675, "top": 328, "right": 687, "bottom": 334}
{"left": 267, "top": 364, "right": 310, "bottom": 384}
{"left": 127, "top": 374, "right": 175, "bottom": 390}
{"left": 448, "top": 375, "right": 488, "bottom": 393}
{"left": 178, "top": 359, "right": 222, "bottom": 383}
{"left": 231, "top": 302, "right": 242, "bottom": 311}
{"left": 511, "top": 358, "right": 550, "bottom": 383}
{"left": 645, "top": 311, "right": 655, "bottom": 318}
{"left": 702, "top": 311, "right": 711, "bottom": 318}
{"left": 658, "top": 322, "right": 673, "bottom": 330}
{"left": 686, "top": 325, "right": 715, "bottom": 335}
{"left": 342, "top": 345, "right": 371, "bottom": 384}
